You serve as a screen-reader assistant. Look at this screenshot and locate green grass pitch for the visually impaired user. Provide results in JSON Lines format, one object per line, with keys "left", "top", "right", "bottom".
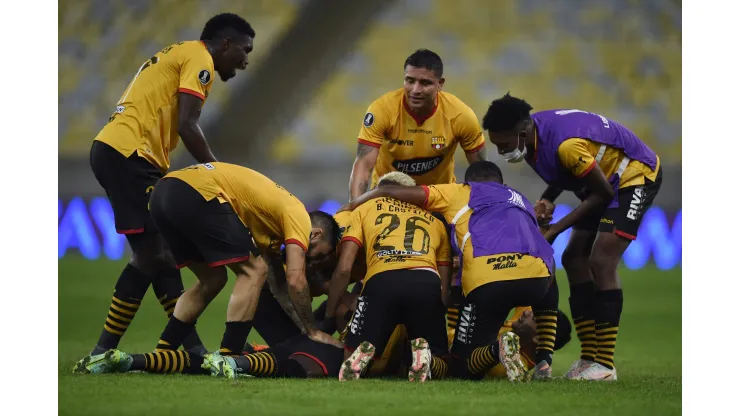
{"left": 59, "top": 257, "right": 681, "bottom": 415}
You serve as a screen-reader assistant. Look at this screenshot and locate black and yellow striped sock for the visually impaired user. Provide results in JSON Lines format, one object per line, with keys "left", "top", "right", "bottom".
{"left": 569, "top": 282, "right": 597, "bottom": 361}
{"left": 152, "top": 270, "right": 208, "bottom": 355}
{"left": 534, "top": 309, "right": 558, "bottom": 364}
{"left": 430, "top": 356, "right": 448, "bottom": 379}
{"left": 594, "top": 289, "right": 623, "bottom": 370}
{"left": 234, "top": 352, "right": 278, "bottom": 377}
{"left": 219, "top": 321, "right": 253, "bottom": 357}
{"left": 155, "top": 316, "right": 195, "bottom": 352}
{"left": 93, "top": 264, "right": 151, "bottom": 354}
{"left": 467, "top": 344, "right": 498, "bottom": 375}
{"left": 129, "top": 350, "right": 206, "bottom": 374}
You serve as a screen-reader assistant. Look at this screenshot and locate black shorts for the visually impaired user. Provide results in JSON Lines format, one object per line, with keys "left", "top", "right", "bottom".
{"left": 344, "top": 269, "right": 448, "bottom": 357}
{"left": 267, "top": 334, "right": 345, "bottom": 377}
{"left": 252, "top": 285, "right": 302, "bottom": 346}
{"left": 89, "top": 141, "right": 162, "bottom": 235}
{"left": 149, "top": 177, "right": 260, "bottom": 268}
{"left": 573, "top": 167, "right": 662, "bottom": 240}
{"left": 450, "top": 277, "right": 550, "bottom": 359}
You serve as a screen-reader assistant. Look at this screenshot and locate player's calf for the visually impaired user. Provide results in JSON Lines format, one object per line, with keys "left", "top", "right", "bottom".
{"left": 339, "top": 342, "right": 376, "bottom": 381}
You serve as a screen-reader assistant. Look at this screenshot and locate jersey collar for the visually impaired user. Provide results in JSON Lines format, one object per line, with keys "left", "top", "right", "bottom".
{"left": 403, "top": 93, "right": 438, "bottom": 126}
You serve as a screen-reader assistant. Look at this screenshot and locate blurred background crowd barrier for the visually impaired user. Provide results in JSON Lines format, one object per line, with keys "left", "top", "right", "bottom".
{"left": 58, "top": 0, "right": 681, "bottom": 267}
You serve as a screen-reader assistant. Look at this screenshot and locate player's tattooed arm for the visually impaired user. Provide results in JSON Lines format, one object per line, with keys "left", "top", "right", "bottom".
{"left": 285, "top": 244, "right": 343, "bottom": 348}
{"left": 283, "top": 245, "right": 315, "bottom": 331}
{"left": 265, "top": 256, "right": 306, "bottom": 332}
{"left": 178, "top": 93, "right": 217, "bottom": 163}
{"left": 465, "top": 146, "right": 487, "bottom": 164}
{"left": 349, "top": 143, "right": 379, "bottom": 201}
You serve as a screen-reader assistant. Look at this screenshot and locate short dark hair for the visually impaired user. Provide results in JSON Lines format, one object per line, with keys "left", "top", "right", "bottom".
{"left": 464, "top": 161, "right": 504, "bottom": 183}
{"left": 201, "top": 13, "right": 256, "bottom": 41}
{"left": 554, "top": 309, "right": 573, "bottom": 351}
{"left": 404, "top": 49, "right": 443, "bottom": 78}
{"left": 309, "top": 210, "right": 341, "bottom": 250}
{"left": 481, "top": 93, "right": 533, "bottom": 133}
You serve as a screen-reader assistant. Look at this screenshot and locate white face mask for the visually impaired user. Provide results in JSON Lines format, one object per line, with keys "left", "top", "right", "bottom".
{"left": 502, "top": 137, "right": 527, "bottom": 163}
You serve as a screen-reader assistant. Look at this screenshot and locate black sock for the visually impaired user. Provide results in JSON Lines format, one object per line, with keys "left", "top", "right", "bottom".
{"left": 234, "top": 352, "right": 278, "bottom": 377}
{"left": 152, "top": 268, "right": 208, "bottom": 355}
{"left": 92, "top": 264, "right": 151, "bottom": 355}
{"left": 594, "top": 289, "right": 623, "bottom": 370}
{"left": 219, "top": 321, "right": 253, "bottom": 356}
{"left": 533, "top": 279, "right": 559, "bottom": 365}
{"left": 569, "top": 281, "right": 597, "bottom": 362}
{"left": 155, "top": 316, "right": 195, "bottom": 352}
{"left": 130, "top": 351, "right": 206, "bottom": 374}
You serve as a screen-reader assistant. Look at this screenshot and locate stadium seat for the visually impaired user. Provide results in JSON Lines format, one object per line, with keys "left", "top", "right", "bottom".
{"left": 58, "top": 0, "right": 301, "bottom": 157}
{"left": 275, "top": 0, "right": 681, "bottom": 163}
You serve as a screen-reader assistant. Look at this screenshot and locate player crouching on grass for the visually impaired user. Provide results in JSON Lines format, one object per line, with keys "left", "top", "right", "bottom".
{"left": 342, "top": 161, "right": 560, "bottom": 382}
{"left": 324, "top": 172, "right": 453, "bottom": 382}
{"left": 74, "top": 162, "right": 342, "bottom": 375}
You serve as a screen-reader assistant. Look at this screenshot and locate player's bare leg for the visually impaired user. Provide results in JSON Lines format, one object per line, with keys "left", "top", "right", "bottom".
{"left": 576, "top": 231, "right": 630, "bottom": 381}
{"left": 561, "top": 229, "right": 599, "bottom": 378}
{"left": 154, "top": 263, "right": 228, "bottom": 351}
{"left": 215, "top": 256, "right": 269, "bottom": 356}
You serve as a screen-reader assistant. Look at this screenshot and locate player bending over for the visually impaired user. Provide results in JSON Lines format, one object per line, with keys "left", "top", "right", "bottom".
{"left": 326, "top": 172, "right": 452, "bottom": 382}
{"left": 482, "top": 94, "right": 662, "bottom": 381}
{"left": 85, "top": 13, "right": 256, "bottom": 358}
{"left": 343, "top": 161, "right": 559, "bottom": 381}
{"left": 74, "top": 162, "right": 341, "bottom": 374}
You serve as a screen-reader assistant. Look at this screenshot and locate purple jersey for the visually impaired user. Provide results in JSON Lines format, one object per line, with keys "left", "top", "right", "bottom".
{"left": 448, "top": 182, "right": 555, "bottom": 284}
{"left": 527, "top": 109, "right": 658, "bottom": 192}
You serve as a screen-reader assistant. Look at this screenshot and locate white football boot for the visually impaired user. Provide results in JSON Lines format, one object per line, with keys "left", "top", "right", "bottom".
{"left": 339, "top": 341, "right": 375, "bottom": 381}
{"left": 408, "top": 338, "right": 432, "bottom": 382}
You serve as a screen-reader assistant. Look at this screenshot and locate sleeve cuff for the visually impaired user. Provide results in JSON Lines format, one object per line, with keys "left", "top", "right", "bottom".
{"left": 464, "top": 141, "right": 485, "bottom": 154}
{"left": 341, "top": 236, "right": 363, "bottom": 248}
{"left": 178, "top": 88, "right": 205, "bottom": 100}
{"left": 285, "top": 239, "right": 308, "bottom": 252}
{"left": 576, "top": 160, "right": 597, "bottom": 178}
{"left": 357, "top": 138, "right": 381, "bottom": 148}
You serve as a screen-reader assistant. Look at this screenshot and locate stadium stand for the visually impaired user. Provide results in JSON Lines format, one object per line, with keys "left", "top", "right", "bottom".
{"left": 274, "top": 0, "right": 681, "bottom": 165}
{"left": 59, "top": 0, "right": 302, "bottom": 157}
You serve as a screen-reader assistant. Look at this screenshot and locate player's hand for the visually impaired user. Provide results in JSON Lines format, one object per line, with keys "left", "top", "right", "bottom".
{"left": 534, "top": 199, "right": 555, "bottom": 226}
{"left": 307, "top": 329, "right": 344, "bottom": 349}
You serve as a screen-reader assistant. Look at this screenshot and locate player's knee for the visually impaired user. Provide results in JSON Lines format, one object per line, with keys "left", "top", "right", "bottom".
{"left": 230, "top": 256, "right": 268, "bottom": 285}
{"left": 588, "top": 251, "right": 618, "bottom": 276}
{"left": 199, "top": 275, "right": 228, "bottom": 299}
{"left": 129, "top": 239, "right": 175, "bottom": 274}
{"left": 561, "top": 245, "right": 586, "bottom": 273}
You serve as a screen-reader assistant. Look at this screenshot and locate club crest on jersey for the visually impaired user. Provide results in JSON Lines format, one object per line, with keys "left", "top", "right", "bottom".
{"left": 430, "top": 136, "right": 446, "bottom": 150}
{"left": 363, "top": 112, "right": 374, "bottom": 127}
{"left": 198, "top": 70, "right": 211, "bottom": 85}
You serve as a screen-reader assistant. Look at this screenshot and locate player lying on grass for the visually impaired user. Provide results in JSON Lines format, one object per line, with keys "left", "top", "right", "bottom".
{"left": 72, "top": 291, "right": 359, "bottom": 379}
{"left": 325, "top": 172, "right": 453, "bottom": 382}
{"left": 482, "top": 94, "right": 663, "bottom": 381}
{"left": 342, "top": 161, "right": 559, "bottom": 381}
{"left": 74, "top": 162, "right": 341, "bottom": 373}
